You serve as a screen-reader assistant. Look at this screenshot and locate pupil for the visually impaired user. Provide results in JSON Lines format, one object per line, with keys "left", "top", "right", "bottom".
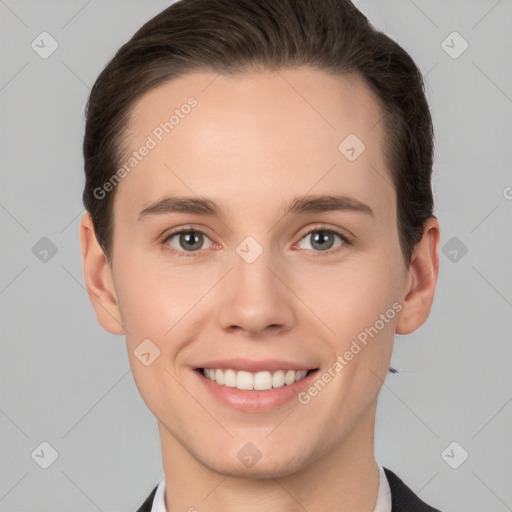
{"left": 312, "top": 231, "right": 333, "bottom": 250}
{"left": 181, "top": 232, "right": 202, "bottom": 250}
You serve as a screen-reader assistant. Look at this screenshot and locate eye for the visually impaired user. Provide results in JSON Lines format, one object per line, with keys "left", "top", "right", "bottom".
{"left": 163, "top": 228, "right": 215, "bottom": 255}
{"left": 161, "top": 226, "right": 351, "bottom": 258}
{"left": 296, "top": 228, "right": 350, "bottom": 254}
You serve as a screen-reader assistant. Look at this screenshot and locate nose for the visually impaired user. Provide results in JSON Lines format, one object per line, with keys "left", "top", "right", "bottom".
{"left": 216, "top": 246, "right": 297, "bottom": 337}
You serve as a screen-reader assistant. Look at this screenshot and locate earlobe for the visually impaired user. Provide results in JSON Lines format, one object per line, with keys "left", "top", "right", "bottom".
{"left": 79, "top": 212, "right": 125, "bottom": 335}
{"left": 395, "top": 217, "right": 440, "bottom": 335}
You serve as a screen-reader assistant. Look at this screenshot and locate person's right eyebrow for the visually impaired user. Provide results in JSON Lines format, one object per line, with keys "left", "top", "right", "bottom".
{"left": 137, "top": 196, "right": 222, "bottom": 221}
{"left": 137, "top": 193, "right": 374, "bottom": 222}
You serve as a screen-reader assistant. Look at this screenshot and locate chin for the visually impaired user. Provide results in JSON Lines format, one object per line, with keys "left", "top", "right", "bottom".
{"left": 199, "top": 445, "right": 312, "bottom": 480}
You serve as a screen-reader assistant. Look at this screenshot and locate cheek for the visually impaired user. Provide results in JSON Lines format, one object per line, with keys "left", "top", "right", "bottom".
{"left": 298, "top": 263, "right": 399, "bottom": 418}
{"left": 300, "top": 258, "right": 402, "bottom": 341}
{"left": 113, "top": 252, "right": 209, "bottom": 340}
{"left": 115, "top": 255, "right": 197, "bottom": 414}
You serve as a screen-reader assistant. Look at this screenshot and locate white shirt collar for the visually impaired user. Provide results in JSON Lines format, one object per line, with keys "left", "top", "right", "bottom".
{"left": 375, "top": 464, "right": 392, "bottom": 512}
{"left": 150, "top": 474, "right": 166, "bottom": 512}
{"left": 151, "top": 463, "right": 391, "bottom": 512}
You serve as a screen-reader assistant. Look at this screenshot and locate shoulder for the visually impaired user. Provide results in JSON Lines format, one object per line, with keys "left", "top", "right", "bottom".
{"left": 135, "top": 484, "right": 158, "bottom": 512}
{"left": 384, "top": 467, "right": 443, "bottom": 512}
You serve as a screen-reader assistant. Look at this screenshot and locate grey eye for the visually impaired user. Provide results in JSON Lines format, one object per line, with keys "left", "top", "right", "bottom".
{"left": 166, "top": 231, "right": 211, "bottom": 251}
{"left": 299, "top": 230, "right": 344, "bottom": 251}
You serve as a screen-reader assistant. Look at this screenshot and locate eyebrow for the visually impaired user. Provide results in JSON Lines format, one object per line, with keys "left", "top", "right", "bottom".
{"left": 137, "top": 194, "right": 374, "bottom": 221}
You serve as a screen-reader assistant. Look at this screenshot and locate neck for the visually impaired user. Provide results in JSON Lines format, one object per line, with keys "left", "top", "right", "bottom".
{"left": 159, "top": 405, "right": 379, "bottom": 512}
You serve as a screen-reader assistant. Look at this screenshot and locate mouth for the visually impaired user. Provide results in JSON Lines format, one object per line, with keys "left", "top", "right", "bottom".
{"left": 195, "top": 367, "right": 317, "bottom": 391}
{"left": 193, "top": 365, "right": 320, "bottom": 413}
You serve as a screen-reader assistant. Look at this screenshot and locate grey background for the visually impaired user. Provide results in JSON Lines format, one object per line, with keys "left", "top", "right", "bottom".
{"left": 1, "top": 0, "right": 511, "bottom": 510}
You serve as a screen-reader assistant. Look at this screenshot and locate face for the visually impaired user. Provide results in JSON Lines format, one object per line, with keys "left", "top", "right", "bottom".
{"left": 85, "top": 67, "right": 425, "bottom": 478}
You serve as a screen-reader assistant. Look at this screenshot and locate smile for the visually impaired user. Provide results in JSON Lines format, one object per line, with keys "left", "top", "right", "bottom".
{"left": 194, "top": 365, "right": 320, "bottom": 413}
{"left": 200, "top": 368, "right": 311, "bottom": 391}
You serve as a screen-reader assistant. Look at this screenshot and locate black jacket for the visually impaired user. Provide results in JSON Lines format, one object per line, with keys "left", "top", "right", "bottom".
{"left": 136, "top": 467, "right": 442, "bottom": 511}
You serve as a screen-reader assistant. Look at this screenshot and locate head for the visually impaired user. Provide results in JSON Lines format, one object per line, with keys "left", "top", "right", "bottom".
{"left": 80, "top": 0, "right": 439, "bottom": 478}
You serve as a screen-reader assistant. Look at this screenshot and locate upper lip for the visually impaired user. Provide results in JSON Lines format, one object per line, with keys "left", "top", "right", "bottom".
{"left": 195, "top": 358, "right": 317, "bottom": 372}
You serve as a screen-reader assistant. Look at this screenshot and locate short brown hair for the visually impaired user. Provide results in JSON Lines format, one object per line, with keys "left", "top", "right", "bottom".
{"left": 83, "top": 0, "right": 434, "bottom": 264}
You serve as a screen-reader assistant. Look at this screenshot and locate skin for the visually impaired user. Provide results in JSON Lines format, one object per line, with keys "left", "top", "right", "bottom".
{"left": 80, "top": 67, "right": 439, "bottom": 512}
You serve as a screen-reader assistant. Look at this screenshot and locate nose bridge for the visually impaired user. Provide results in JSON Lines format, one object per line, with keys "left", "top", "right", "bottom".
{"left": 216, "top": 237, "right": 295, "bottom": 335}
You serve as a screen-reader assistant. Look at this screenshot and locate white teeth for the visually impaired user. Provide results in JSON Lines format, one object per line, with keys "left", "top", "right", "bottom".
{"left": 285, "top": 370, "right": 295, "bottom": 385}
{"left": 201, "top": 368, "right": 309, "bottom": 390}
{"left": 236, "top": 371, "right": 254, "bottom": 390}
{"left": 215, "top": 369, "right": 224, "bottom": 385}
{"left": 254, "top": 371, "right": 272, "bottom": 390}
{"left": 272, "top": 370, "right": 285, "bottom": 388}
{"left": 224, "top": 369, "right": 236, "bottom": 387}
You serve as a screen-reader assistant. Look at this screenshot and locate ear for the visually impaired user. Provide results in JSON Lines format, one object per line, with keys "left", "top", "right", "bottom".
{"left": 396, "top": 217, "right": 440, "bottom": 335}
{"left": 79, "top": 212, "right": 125, "bottom": 335}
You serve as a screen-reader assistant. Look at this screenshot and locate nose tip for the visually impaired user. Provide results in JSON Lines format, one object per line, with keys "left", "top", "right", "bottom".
{"left": 226, "top": 320, "right": 282, "bottom": 337}
{"left": 216, "top": 253, "right": 296, "bottom": 337}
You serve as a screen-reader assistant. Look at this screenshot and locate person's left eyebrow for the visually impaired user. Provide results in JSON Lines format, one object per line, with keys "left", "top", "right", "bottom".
{"left": 137, "top": 193, "right": 374, "bottom": 221}
{"left": 287, "top": 194, "right": 374, "bottom": 217}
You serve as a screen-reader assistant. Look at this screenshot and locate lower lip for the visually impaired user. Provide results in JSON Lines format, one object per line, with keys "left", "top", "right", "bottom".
{"left": 194, "top": 369, "right": 319, "bottom": 413}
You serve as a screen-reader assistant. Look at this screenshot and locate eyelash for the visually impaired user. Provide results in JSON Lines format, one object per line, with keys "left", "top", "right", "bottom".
{"left": 160, "top": 225, "right": 352, "bottom": 258}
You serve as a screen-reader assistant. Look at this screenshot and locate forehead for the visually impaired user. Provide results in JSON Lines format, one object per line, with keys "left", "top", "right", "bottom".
{"left": 116, "top": 67, "right": 392, "bottom": 219}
